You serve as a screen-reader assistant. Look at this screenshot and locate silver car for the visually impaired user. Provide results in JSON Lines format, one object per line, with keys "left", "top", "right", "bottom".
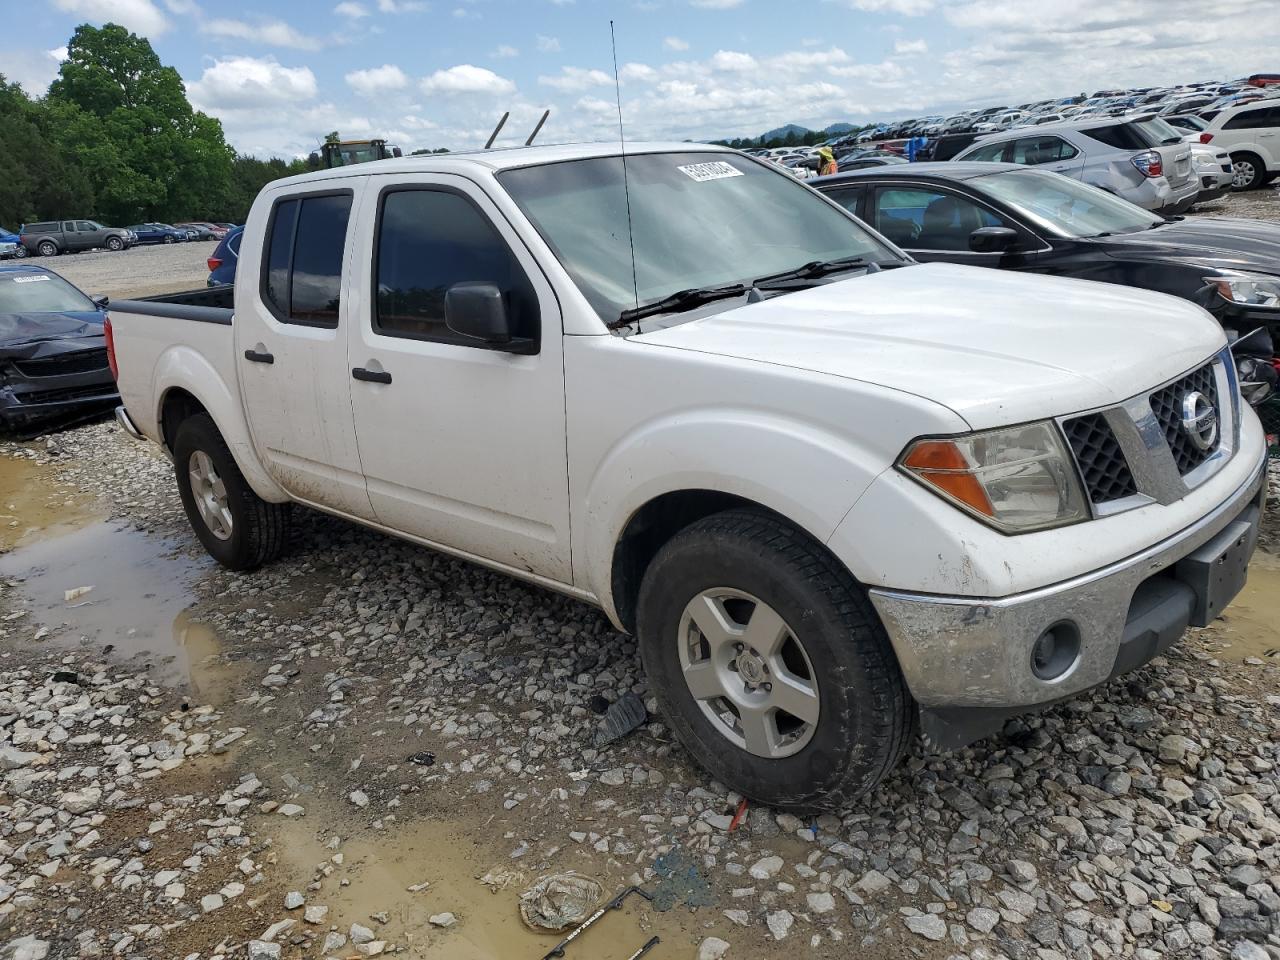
{"left": 954, "top": 114, "right": 1200, "bottom": 214}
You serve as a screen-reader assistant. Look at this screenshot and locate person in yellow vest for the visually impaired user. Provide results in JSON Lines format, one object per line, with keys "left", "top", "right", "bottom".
{"left": 817, "top": 147, "right": 838, "bottom": 176}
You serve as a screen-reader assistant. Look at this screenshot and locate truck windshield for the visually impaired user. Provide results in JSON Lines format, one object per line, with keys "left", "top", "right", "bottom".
{"left": 973, "top": 168, "right": 1163, "bottom": 239}
{"left": 0, "top": 271, "right": 97, "bottom": 314}
{"left": 499, "top": 152, "right": 900, "bottom": 324}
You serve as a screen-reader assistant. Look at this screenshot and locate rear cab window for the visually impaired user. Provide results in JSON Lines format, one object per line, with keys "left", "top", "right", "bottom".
{"left": 261, "top": 192, "right": 353, "bottom": 327}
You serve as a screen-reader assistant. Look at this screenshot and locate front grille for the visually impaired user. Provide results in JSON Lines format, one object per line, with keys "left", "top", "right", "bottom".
{"left": 17, "top": 383, "right": 116, "bottom": 405}
{"left": 1063, "top": 413, "right": 1138, "bottom": 503}
{"left": 12, "top": 349, "right": 108, "bottom": 378}
{"left": 1150, "top": 362, "right": 1219, "bottom": 475}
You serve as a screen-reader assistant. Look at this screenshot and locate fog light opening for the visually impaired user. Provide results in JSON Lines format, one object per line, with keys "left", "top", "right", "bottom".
{"left": 1030, "top": 621, "right": 1080, "bottom": 681}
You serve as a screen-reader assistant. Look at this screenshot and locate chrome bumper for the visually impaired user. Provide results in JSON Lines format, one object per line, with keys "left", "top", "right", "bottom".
{"left": 114, "top": 405, "right": 147, "bottom": 443}
{"left": 868, "top": 451, "right": 1268, "bottom": 712}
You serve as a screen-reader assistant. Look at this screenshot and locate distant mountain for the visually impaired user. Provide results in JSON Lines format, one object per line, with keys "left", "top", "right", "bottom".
{"left": 758, "top": 123, "right": 811, "bottom": 142}
{"left": 823, "top": 122, "right": 857, "bottom": 134}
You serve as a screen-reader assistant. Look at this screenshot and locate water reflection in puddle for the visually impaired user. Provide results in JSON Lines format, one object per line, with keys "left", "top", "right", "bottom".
{"left": 0, "top": 455, "right": 106, "bottom": 550}
{"left": 0, "top": 520, "right": 233, "bottom": 701}
{"left": 1214, "top": 551, "right": 1280, "bottom": 661}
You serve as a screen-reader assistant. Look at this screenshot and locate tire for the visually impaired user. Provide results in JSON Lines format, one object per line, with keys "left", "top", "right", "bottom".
{"left": 13, "top": 246, "right": 26, "bottom": 259}
{"left": 37, "top": 240, "right": 57, "bottom": 257}
{"left": 1230, "top": 153, "right": 1264, "bottom": 190}
{"left": 172, "top": 413, "right": 290, "bottom": 571}
{"left": 164, "top": 234, "right": 175, "bottom": 244}
{"left": 106, "top": 236, "right": 122, "bottom": 251}
{"left": 635, "top": 508, "right": 912, "bottom": 811}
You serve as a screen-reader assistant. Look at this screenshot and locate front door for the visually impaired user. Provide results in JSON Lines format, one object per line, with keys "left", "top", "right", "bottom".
{"left": 346, "top": 174, "right": 572, "bottom": 583}
{"left": 869, "top": 184, "right": 1029, "bottom": 267}
{"left": 234, "top": 184, "right": 375, "bottom": 520}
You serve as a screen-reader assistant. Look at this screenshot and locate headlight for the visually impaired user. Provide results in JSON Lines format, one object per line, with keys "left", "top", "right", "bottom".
{"left": 1206, "top": 274, "right": 1280, "bottom": 310}
{"left": 899, "top": 421, "right": 1088, "bottom": 534}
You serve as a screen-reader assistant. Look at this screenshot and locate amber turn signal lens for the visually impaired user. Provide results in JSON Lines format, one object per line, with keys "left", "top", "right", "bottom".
{"left": 901, "top": 440, "right": 996, "bottom": 517}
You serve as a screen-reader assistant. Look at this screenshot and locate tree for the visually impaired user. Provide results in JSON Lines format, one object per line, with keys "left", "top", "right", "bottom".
{"left": 47, "top": 22, "right": 235, "bottom": 224}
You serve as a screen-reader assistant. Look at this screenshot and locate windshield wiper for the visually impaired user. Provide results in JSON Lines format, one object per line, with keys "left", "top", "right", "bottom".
{"left": 610, "top": 283, "right": 748, "bottom": 328}
{"left": 752, "top": 256, "right": 873, "bottom": 287}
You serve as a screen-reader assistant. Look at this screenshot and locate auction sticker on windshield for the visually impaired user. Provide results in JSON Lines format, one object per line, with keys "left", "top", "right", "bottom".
{"left": 10, "top": 276, "right": 51, "bottom": 284}
{"left": 677, "top": 161, "right": 744, "bottom": 182}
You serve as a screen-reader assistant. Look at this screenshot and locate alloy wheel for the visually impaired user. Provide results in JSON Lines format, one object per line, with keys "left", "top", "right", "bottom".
{"left": 188, "top": 450, "right": 233, "bottom": 541}
{"left": 1232, "top": 159, "right": 1258, "bottom": 189}
{"left": 677, "top": 588, "right": 820, "bottom": 758}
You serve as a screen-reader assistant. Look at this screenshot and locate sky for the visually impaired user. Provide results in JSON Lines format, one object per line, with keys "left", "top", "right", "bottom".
{"left": 0, "top": 0, "right": 1270, "bottom": 159}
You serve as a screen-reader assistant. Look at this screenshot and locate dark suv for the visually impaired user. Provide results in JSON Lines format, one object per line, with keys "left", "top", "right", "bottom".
{"left": 20, "top": 220, "right": 133, "bottom": 257}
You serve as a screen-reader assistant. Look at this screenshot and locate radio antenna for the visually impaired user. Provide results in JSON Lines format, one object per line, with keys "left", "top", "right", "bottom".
{"left": 610, "top": 19, "right": 640, "bottom": 321}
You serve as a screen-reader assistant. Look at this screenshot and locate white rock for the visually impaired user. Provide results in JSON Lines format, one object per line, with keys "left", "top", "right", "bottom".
{"left": 304, "top": 904, "right": 329, "bottom": 924}
{"left": 59, "top": 787, "right": 101, "bottom": 815}
{"left": 806, "top": 892, "right": 835, "bottom": 914}
{"left": 277, "top": 803, "right": 305, "bottom": 817}
{"left": 766, "top": 910, "right": 794, "bottom": 940}
{"left": 698, "top": 937, "right": 731, "bottom": 960}
{"left": 349, "top": 790, "right": 370, "bottom": 808}
{"left": 201, "top": 894, "right": 224, "bottom": 913}
{"left": 350, "top": 923, "right": 376, "bottom": 945}
{"left": 429, "top": 912, "right": 457, "bottom": 928}
{"left": 749, "top": 856, "right": 784, "bottom": 880}
{"left": 284, "top": 891, "right": 304, "bottom": 910}
{"left": 247, "top": 942, "right": 281, "bottom": 960}
{"left": 967, "top": 907, "right": 1000, "bottom": 933}
{"left": 905, "top": 914, "right": 947, "bottom": 941}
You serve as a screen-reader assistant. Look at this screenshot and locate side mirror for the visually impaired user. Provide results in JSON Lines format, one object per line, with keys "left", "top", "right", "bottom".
{"left": 92, "top": 295, "right": 109, "bottom": 308}
{"left": 445, "top": 282, "right": 537, "bottom": 354}
{"left": 969, "top": 226, "right": 1019, "bottom": 253}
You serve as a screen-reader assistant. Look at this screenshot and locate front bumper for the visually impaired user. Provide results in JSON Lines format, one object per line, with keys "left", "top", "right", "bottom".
{"left": 868, "top": 451, "right": 1268, "bottom": 745}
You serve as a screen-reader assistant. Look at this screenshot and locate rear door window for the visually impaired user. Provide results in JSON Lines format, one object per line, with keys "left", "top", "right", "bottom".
{"left": 822, "top": 186, "right": 865, "bottom": 215}
{"left": 261, "top": 192, "right": 353, "bottom": 327}
{"left": 1009, "top": 137, "right": 1079, "bottom": 164}
{"left": 1224, "top": 107, "right": 1274, "bottom": 130}
{"left": 964, "top": 141, "right": 1009, "bottom": 162}
{"left": 1083, "top": 124, "right": 1147, "bottom": 149}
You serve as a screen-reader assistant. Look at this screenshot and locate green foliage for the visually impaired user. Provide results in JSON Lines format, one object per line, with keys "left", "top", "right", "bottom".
{"left": 0, "top": 22, "right": 317, "bottom": 228}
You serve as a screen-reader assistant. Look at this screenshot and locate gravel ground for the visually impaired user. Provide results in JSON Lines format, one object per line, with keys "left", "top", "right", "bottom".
{"left": 26, "top": 242, "right": 216, "bottom": 300}
{"left": 0, "top": 183, "right": 1277, "bottom": 960}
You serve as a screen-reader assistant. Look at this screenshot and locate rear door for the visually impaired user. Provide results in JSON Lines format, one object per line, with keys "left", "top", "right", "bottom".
{"left": 234, "top": 183, "right": 375, "bottom": 520}
{"left": 1222, "top": 105, "right": 1280, "bottom": 167}
{"left": 344, "top": 172, "right": 572, "bottom": 583}
{"left": 62, "top": 221, "right": 83, "bottom": 251}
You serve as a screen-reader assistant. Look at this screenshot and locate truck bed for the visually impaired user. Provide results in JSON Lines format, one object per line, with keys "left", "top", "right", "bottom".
{"left": 110, "top": 285, "right": 234, "bottom": 325}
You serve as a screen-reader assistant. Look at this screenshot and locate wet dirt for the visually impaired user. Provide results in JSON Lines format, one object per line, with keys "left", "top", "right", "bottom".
{"left": 269, "top": 811, "right": 723, "bottom": 960}
{"left": 1211, "top": 549, "right": 1280, "bottom": 661}
{"left": 0, "top": 454, "right": 106, "bottom": 550}
{"left": 0, "top": 519, "right": 237, "bottom": 701}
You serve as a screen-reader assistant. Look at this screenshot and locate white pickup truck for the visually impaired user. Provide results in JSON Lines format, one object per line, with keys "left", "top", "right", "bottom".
{"left": 106, "top": 143, "right": 1268, "bottom": 809}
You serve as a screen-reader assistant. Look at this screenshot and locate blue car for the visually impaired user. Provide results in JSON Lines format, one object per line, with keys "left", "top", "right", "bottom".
{"left": 0, "top": 264, "right": 117, "bottom": 432}
{"left": 0, "top": 226, "right": 25, "bottom": 259}
{"left": 127, "top": 223, "right": 188, "bottom": 245}
{"left": 207, "top": 225, "right": 242, "bottom": 286}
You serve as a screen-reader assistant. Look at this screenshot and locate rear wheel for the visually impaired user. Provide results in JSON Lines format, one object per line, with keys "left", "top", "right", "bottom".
{"left": 37, "top": 240, "right": 57, "bottom": 257}
{"left": 1231, "top": 153, "right": 1265, "bottom": 190}
{"left": 106, "top": 236, "right": 123, "bottom": 251}
{"left": 636, "top": 509, "right": 912, "bottom": 811}
{"left": 172, "top": 413, "right": 290, "bottom": 570}
{"left": 163, "top": 234, "right": 175, "bottom": 244}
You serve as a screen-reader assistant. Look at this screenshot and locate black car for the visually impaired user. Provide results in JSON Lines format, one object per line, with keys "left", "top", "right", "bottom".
{"left": 812, "top": 162, "right": 1280, "bottom": 342}
{"left": 0, "top": 264, "right": 118, "bottom": 434}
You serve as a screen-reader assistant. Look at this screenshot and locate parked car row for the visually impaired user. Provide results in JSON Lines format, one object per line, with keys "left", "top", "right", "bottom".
{"left": 11, "top": 219, "right": 237, "bottom": 257}
{"left": 850, "top": 74, "right": 1280, "bottom": 192}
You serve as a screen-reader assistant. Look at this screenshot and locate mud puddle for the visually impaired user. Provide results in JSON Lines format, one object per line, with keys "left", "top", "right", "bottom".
{"left": 0, "top": 520, "right": 236, "bottom": 700}
{"left": 1214, "top": 550, "right": 1280, "bottom": 661}
{"left": 270, "top": 814, "right": 726, "bottom": 960}
{"left": 0, "top": 454, "right": 106, "bottom": 550}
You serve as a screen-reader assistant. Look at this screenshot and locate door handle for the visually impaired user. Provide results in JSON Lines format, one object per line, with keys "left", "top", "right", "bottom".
{"left": 352, "top": 366, "right": 392, "bottom": 384}
{"left": 244, "top": 349, "right": 274, "bottom": 364}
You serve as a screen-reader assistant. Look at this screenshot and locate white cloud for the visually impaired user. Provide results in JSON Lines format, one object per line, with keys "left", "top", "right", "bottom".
{"left": 620, "top": 62, "right": 657, "bottom": 82}
{"left": 690, "top": 0, "right": 744, "bottom": 7}
{"left": 346, "top": 64, "right": 409, "bottom": 95}
{"left": 420, "top": 64, "right": 515, "bottom": 95}
{"left": 492, "top": 44, "right": 519, "bottom": 58}
{"left": 663, "top": 36, "right": 690, "bottom": 51}
{"left": 187, "top": 55, "right": 317, "bottom": 109}
{"left": 377, "top": 0, "right": 427, "bottom": 9}
{"left": 538, "top": 66, "right": 614, "bottom": 92}
{"left": 203, "top": 18, "right": 325, "bottom": 51}
{"left": 334, "top": 1, "right": 370, "bottom": 17}
{"left": 162, "top": 0, "right": 200, "bottom": 13}
{"left": 537, "top": 35, "right": 562, "bottom": 53}
{"left": 0, "top": 48, "right": 66, "bottom": 95}
{"left": 836, "top": 0, "right": 935, "bottom": 13}
{"left": 51, "top": 0, "right": 169, "bottom": 35}
{"left": 710, "top": 50, "right": 757, "bottom": 71}
{"left": 894, "top": 38, "right": 928, "bottom": 54}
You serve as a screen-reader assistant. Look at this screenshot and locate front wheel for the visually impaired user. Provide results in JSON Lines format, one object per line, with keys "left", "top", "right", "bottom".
{"left": 172, "top": 413, "right": 290, "bottom": 570}
{"left": 106, "top": 236, "right": 123, "bottom": 251}
{"left": 13, "top": 245, "right": 26, "bottom": 259}
{"left": 163, "top": 234, "right": 175, "bottom": 244}
{"left": 1231, "top": 153, "right": 1264, "bottom": 190}
{"left": 636, "top": 509, "right": 912, "bottom": 811}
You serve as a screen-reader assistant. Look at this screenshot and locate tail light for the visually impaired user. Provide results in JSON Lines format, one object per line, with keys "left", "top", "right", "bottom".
{"left": 1199, "top": 132, "right": 1214, "bottom": 143}
{"left": 207, "top": 256, "right": 222, "bottom": 271}
{"left": 104, "top": 315, "right": 119, "bottom": 381}
{"left": 1131, "top": 150, "right": 1163, "bottom": 178}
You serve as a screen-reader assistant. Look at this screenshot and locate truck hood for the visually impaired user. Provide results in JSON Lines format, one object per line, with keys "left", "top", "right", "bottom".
{"left": 632, "top": 262, "right": 1225, "bottom": 429}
